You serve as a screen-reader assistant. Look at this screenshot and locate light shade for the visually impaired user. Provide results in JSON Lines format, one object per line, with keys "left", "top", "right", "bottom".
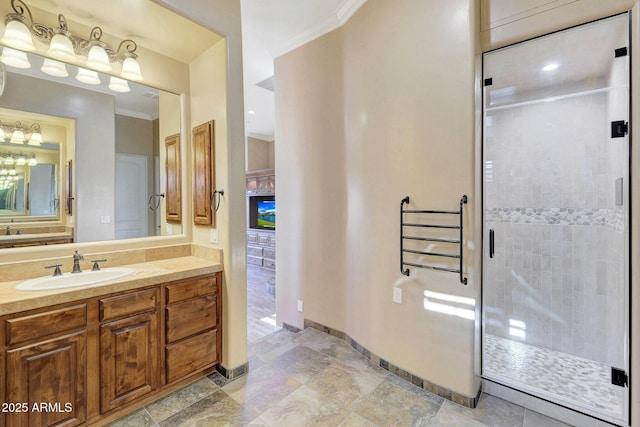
{"left": 41, "top": 58, "right": 68, "bottom": 77}
{"left": 0, "top": 19, "right": 36, "bottom": 51}
{"left": 108, "top": 76, "right": 130, "bottom": 93}
{"left": 120, "top": 56, "right": 142, "bottom": 81}
{"left": 16, "top": 154, "right": 26, "bottom": 165}
{"left": 0, "top": 127, "right": 5, "bottom": 140}
{"left": 4, "top": 155, "right": 14, "bottom": 165}
{"left": 10, "top": 129, "right": 25, "bottom": 144}
{"left": 86, "top": 45, "right": 112, "bottom": 72}
{"left": 0, "top": 47, "right": 31, "bottom": 69}
{"left": 47, "top": 33, "right": 76, "bottom": 62}
{"left": 28, "top": 130, "right": 42, "bottom": 146}
{"left": 76, "top": 67, "right": 100, "bottom": 85}
{"left": 28, "top": 154, "right": 37, "bottom": 166}
{"left": 8, "top": 168, "right": 16, "bottom": 176}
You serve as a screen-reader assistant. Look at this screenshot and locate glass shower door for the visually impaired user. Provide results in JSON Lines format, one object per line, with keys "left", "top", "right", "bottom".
{"left": 482, "top": 14, "right": 630, "bottom": 425}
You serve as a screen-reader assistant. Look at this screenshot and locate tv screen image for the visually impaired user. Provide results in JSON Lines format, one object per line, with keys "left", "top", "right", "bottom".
{"left": 257, "top": 200, "right": 276, "bottom": 228}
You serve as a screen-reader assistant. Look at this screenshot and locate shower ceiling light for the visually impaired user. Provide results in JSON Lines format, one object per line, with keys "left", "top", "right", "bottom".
{"left": 543, "top": 63, "right": 559, "bottom": 71}
{"left": 0, "top": 0, "right": 143, "bottom": 80}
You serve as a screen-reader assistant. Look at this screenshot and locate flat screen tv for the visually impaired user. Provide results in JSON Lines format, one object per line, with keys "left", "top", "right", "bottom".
{"left": 249, "top": 196, "right": 275, "bottom": 230}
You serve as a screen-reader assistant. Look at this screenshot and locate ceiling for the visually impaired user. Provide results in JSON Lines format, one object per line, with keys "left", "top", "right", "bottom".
{"left": 241, "top": 0, "right": 367, "bottom": 141}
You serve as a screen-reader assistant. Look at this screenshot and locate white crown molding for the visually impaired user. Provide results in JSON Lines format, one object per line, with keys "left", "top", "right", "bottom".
{"left": 115, "top": 108, "right": 157, "bottom": 121}
{"left": 247, "top": 132, "right": 275, "bottom": 142}
{"left": 271, "top": 0, "right": 367, "bottom": 59}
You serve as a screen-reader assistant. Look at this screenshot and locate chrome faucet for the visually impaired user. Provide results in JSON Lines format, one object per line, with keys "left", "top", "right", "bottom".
{"left": 72, "top": 250, "right": 84, "bottom": 273}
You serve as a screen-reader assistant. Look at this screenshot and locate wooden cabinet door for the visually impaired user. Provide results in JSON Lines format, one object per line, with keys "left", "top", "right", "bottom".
{"left": 165, "top": 133, "right": 181, "bottom": 222}
{"left": 99, "top": 312, "right": 159, "bottom": 413}
{"left": 5, "top": 331, "right": 86, "bottom": 427}
{"left": 192, "top": 121, "right": 215, "bottom": 226}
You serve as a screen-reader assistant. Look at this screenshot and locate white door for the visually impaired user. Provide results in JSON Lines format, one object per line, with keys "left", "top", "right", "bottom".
{"left": 115, "top": 153, "right": 148, "bottom": 239}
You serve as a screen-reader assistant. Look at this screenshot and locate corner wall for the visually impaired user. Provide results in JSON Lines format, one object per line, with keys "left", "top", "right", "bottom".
{"left": 275, "top": 0, "right": 480, "bottom": 397}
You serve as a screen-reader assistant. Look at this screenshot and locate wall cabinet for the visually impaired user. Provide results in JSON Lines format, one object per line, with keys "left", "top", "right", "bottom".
{"left": 0, "top": 272, "right": 222, "bottom": 426}
{"left": 192, "top": 121, "right": 215, "bottom": 226}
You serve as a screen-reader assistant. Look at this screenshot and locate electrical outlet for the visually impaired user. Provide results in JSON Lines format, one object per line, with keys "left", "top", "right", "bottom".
{"left": 210, "top": 228, "right": 219, "bottom": 243}
{"left": 100, "top": 215, "right": 111, "bottom": 224}
{"left": 297, "top": 300, "right": 304, "bottom": 312}
{"left": 393, "top": 287, "right": 402, "bottom": 304}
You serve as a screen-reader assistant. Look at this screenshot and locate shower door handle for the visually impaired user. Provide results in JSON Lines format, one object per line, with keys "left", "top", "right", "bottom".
{"left": 489, "top": 229, "right": 495, "bottom": 258}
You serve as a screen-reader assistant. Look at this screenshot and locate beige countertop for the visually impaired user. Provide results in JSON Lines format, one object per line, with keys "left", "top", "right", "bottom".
{"left": 0, "top": 255, "right": 223, "bottom": 316}
{"left": 0, "top": 232, "right": 73, "bottom": 244}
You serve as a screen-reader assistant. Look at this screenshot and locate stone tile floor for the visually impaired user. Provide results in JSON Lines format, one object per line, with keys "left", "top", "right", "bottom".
{"left": 247, "top": 265, "right": 280, "bottom": 344}
{"left": 109, "top": 328, "right": 570, "bottom": 426}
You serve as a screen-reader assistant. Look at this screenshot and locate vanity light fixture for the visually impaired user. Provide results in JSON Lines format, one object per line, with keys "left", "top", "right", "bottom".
{"left": 8, "top": 168, "right": 16, "bottom": 176}
{"left": 0, "top": 121, "right": 43, "bottom": 145}
{"left": 4, "top": 154, "right": 14, "bottom": 165}
{"left": 0, "top": 0, "right": 143, "bottom": 80}
{"left": 28, "top": 153, "right": 37, "bottom": 166}
{"left": 0, "top": 167, "right": 6, "bottom": 175}
{"left": 15, "top": 153, "right": 26, "bottom": 165}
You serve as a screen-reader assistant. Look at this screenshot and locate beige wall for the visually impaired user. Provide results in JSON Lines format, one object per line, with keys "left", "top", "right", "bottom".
{"left": 246, "top": 136, "right": 275, "bottom": 171}
{"left": 189, "top": 39, "right": 248, "bottom": 369}
{"left": 276, "top": 0, "right": 479, "bottom": 396}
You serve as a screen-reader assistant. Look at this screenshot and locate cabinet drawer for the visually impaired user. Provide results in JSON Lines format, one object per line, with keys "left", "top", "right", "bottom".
{"left": 165, "top": 275, "right": 217, "bottom": 305}
{"left": 166, "top": 329, "right": 218, "bottom": 383}
{"left": 247, "top": 232, "right": 259, "bottom": 244}
{"left": 269, "top": 237, "right": 276, "bottom": 247}
{"left": 263, "top": 258, "right": 276, "bottom": 269}
{"left": 166, "top": 295, "right": 217, "bottom": 343}
{"left": 258, "top": 235, "right": 270, "bottom": 246}
{"left": 263, "top": 248, "right": 276, "bottom": 259}
{"left": 100, "top": 288, "right": 157, "bottom": 322}
{"left": 247, "top": 255, "right": 263, "bottom": 266}
{"left": 247, "top": 246, "right": 263, "bottom": 257}
{"left": 6, "top": 304, "right": 87, "bottom": 346}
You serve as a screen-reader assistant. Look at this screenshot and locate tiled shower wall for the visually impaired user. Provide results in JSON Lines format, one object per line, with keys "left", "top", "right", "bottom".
{"left": 484, "top": 90, "right": 627, "bottom": 367}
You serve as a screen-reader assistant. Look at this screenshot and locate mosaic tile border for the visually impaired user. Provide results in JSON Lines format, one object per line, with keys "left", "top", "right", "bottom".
{"left": 485, "top": 207, "right": 624, "bottom": 231}
{"left": 303, "top": 318, "right": 482, "bottom": 408}
{"left": 216, "top": 362, "right": 249, "bottom": 380}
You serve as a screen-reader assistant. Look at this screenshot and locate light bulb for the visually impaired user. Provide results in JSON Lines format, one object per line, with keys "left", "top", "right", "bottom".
{"left": 41, "top": 58, "right": 69, "bottom": 77}
{"left": 0, "top": 19, "right": 36, "bottom": 51}
{"left": 0, "top": 47, "right": 31, "bottom": 69}
{"left": 86, "top": 45, "right": 112, "bottom": 72}
{"left": 120, "top": 56, "right": 142, "bottom": 81}
{"left": 76, "top": 67, "right": 100, "bottom": 85}
{"left": 108, "top": 76, "right": 130, "bottom": 93}
{"left": 48, "top": 33, "right": 76, "bottom": 62}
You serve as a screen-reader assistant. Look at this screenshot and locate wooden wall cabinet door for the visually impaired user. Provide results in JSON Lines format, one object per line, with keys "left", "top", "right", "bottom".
{"left": 192, "top": 121, "right": 215, "bottom": 226}
{"left": 165, "top": 133, "right": 181, "bottom": 222}
{"left": 99, "top": 312, "right": 159, "bottom": 413}
{"left": 5, "top": 331, "right": 87, "bottom": 427}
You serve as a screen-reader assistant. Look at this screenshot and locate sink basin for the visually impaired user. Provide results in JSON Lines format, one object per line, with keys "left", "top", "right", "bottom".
{"left": 16, "top": 268, "right": 135, "bottom": 291}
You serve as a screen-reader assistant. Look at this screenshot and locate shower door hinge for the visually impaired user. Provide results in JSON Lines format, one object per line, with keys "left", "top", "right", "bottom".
{"left": 615, "top": 47, "right": 628, "bottom": 58}
{"left": 611, "top": 367, "right": 628, "bottom": 387}
{"left": 611, "top": 121, "right": 628, "bottom": 138}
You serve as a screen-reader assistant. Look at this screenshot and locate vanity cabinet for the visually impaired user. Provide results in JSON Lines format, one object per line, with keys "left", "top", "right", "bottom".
{"left": 0, "top": 272, "right": 222, "bottom": 426}
{"left": 4, "top": 304, "right": 88, "bottom": 427}
{"left": 164, "top": 275, "right": 221, "bottom": 383}
{"left": 99, "top": 288, "right": 159, "bottom": 412}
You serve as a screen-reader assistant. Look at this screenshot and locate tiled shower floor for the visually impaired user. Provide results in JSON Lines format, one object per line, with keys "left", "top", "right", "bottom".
{"left": 483, "top": 334, "right": 624, "bottom": 419}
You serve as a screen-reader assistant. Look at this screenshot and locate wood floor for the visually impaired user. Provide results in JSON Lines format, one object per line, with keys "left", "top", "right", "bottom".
{"left": 247, "top": 264, "right": 280, "bottom": 343}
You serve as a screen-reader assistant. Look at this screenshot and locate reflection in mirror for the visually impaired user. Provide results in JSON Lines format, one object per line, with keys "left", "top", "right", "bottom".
{"left": 0, "top": 50, "right": 182, "bottom": 245}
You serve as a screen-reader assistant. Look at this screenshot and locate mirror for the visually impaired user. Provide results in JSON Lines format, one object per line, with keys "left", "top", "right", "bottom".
{"left": 0, "top": 51, "right": 182, "bottom": 245}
